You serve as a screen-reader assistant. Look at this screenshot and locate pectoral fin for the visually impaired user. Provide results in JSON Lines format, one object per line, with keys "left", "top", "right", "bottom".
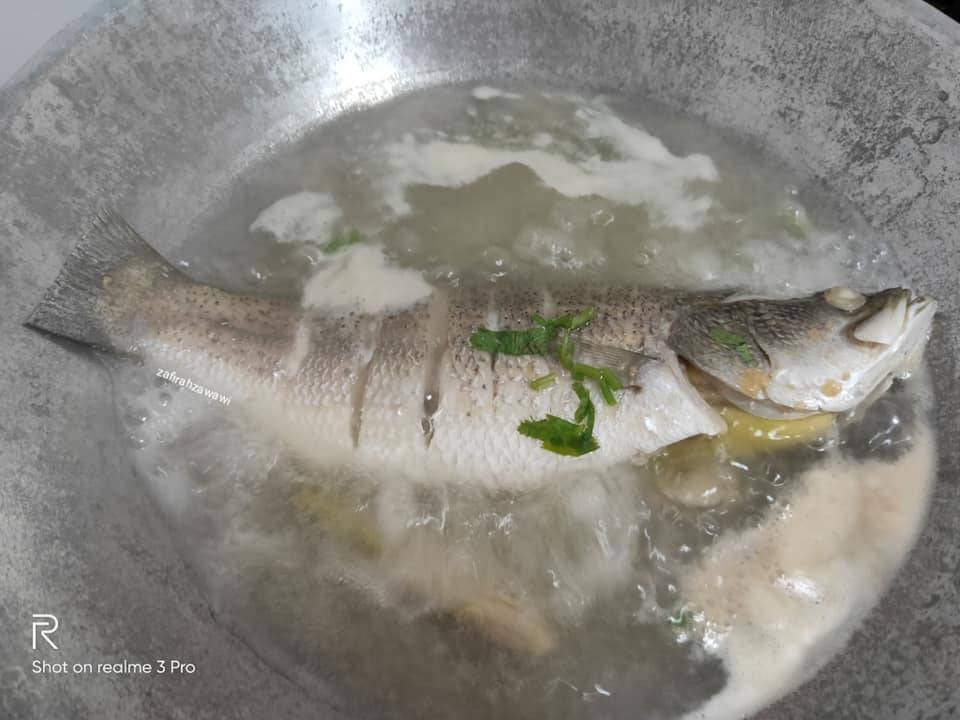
{"left": 575, "top": 340, "right": 656, "bottom": 387}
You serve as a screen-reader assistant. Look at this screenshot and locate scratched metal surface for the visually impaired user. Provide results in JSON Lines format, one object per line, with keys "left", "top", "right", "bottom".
{"left": 0, "top": 1, "right": 957, "bottom": 718}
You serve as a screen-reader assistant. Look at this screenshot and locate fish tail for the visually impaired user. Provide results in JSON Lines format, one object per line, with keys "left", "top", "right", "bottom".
{"left": 25, "top": 209, "right": 181, "bottom": 351}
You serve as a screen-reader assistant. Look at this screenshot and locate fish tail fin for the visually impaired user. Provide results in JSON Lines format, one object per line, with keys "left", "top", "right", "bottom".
{"left": 25, "top": 209, "right": 181, "bottom": 351}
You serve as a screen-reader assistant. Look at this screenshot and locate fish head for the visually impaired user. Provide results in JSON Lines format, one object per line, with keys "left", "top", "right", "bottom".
{"left": 668, "top": 287, "right": 937, "bottom": 414}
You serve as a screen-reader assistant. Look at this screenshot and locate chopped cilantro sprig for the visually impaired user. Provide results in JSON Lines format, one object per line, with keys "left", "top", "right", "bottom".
{"left": 529, "top": 373, "right": 557, "bottom": 391}
{"left": 709, "top": 327, "right": 758, "bottom": 367}
{"left": 572, "top": 363, "right": 623, "bottom": 406}
{"left": 470, "top": 326, "right": 554, "bottom": 356}
{"left": 571, "top": 381, "right": 596, "bottom": 435}
{"left": 557, "top": 331, "right": 576, "bottom": 370}
{"left": 469, "top": 305, "right": 625, "bottom": 457}
{"left": 469, "top": 307, "right": 596, "bottom": 356}
{"left": 518, "top": 381, "right": 598, "bottom": 457}
{"left": 518, "top": 415, "right": 599, "bottom": 457}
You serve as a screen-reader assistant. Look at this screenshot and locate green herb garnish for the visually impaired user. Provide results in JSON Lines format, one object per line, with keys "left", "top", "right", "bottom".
{"left": 709, "top": 327, "right": 746, "bottom": 346}
{"left": 470, "top": 306, "right": 622, "bottom": 457}
{"left": 469, "top": 307, "right": 597, "bottom": 357}
{"left": 710, "top": 327, "right": 758, "bottom": 366}
{"left": 517, "top": 416, "right": 600, "bottom": 457}
{"left": 572, "top": 363, "right": 623, "bottom": 406}
{"left": 518, "top": 382, "right": 599, "bottom": 457}
{"left": 572, "top": 381, "right": 595, "bottom": 435}
{"left": 540, "top": 306, "right": 597, "bottom": 332}
{"left": 323, "top": 228, "right": 364, "bottom": 254}
{"left": 529, "top": 373, "right": 558, "bottom": 391}
{"left": 557, "top": 331, "right": 575, "bottom": 370}
{"left": 597, "top": 378, "right": 617, "bottom": 406}
{"left": 470, "top": 326, "right": 554, "bottom": 355}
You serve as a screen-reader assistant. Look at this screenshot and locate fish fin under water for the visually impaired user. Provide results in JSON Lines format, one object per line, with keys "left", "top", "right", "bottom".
{"left": 25, "top": 209, "right": 181, "bottom": 351}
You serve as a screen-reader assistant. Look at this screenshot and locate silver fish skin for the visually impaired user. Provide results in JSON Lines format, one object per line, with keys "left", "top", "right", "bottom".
{"left": 25, "top": 212, "right": 933, "bottom": 488}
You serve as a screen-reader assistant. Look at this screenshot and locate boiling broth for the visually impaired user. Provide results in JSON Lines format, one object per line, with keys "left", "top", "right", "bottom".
{"left": 109, "top": 85, "right": 935, "bottom": 720}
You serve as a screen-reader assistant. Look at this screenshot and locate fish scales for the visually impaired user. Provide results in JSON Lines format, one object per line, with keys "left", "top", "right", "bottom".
{"left": 25, "top": 211, "right": 935, "bottom": 488}
{"left": 357, "top": 300, "right": 434, "bottom": 465}
{"left": 130, "top": 271, "right": 721, "bottom": 485}
{"left": 550, "top": 284, "right": 671, "bottom": 354}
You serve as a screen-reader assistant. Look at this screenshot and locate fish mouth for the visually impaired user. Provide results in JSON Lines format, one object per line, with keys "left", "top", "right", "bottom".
{"left": 851, "top": 288, "right": 936, "bottom": 346}
{"left": 763, "top": 288, "right": 937, "bottom": 414}
{"left": 714, "top": 385, "right": 822, "bottom": 420}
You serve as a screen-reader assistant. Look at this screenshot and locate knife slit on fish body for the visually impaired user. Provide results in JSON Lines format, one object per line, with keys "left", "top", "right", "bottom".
{"left": 349, "top": 318, "right": 381, "bottom": 450}
{"left": 485, "top": 291, "right": 500, "bottom": 403}
{"left": 421, "top": 290, "right": 450, "bottom": 447}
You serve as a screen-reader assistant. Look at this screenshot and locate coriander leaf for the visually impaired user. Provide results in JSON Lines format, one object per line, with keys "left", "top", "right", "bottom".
{"left": 469, "top": 326, "right": 551, "bottom": 356}
{"left": 572, "top": 381, "right": 596, "bottom": 435}
{"left": 732, "top": 345, "right": 757, "bottom": 366}
{"left": 529, "top": 373, "right": 557, "bottom": 391}
{"left": 599, "top": 368, "right": 623, "bottom": 392}
{"left": 709, "top": 327, "right": 746, "bottom": 346}
{"left": 572, "top": 363, "right": 623, "bottom": 406}
{"left": 543, "top": 435, "right": 600, "bottom": 457}
{"left": 572, "top": 362, "right": 599, "bottom": 381}
{"left": 323, "top": 228, "right": 365, "bottom": 254}
{"left": 468, "top": 307, "right": 596, "bottom": 361}
{"left": 597, "top": 377, "right": 617, "bottom": 406}
{"left": 468, "top": 328, "right": 502, "bottom": 354}
{"left": 557, "top": 331, "right": 575, "bottom": 370}
{"left": 554, "top": 306, "right": 597, "bottom": 331}
{"left": 533, "top": 306, "right": 596, "bottom": 333}
{"left": 569, "top": 307, "right": 597, "bottom": 330}
{"left": 709, "top": 327, "right": 758, "bottom": 367}
{"left": 470, "top": 306, "right": 603, "bottom": 457}
{"left": 517, "top": 415, "right": 599, "bottom": 457}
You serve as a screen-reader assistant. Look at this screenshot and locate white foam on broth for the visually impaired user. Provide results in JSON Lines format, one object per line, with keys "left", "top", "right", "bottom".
{"left": 300, "top": 243, "right": 434, "bottom": 313}
{"left": 249, "top": 191, "right": 342, "bottom": 243}
{"left": 680, "top": 428, "right": 935, "bottom": 720}
{"left": 379, "top": 103, "right": 719, "bottom": 231}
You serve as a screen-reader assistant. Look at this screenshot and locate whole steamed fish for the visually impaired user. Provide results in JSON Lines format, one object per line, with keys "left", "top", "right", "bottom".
{"left": 27, "top": 212, "right": 936, "bottom": 488}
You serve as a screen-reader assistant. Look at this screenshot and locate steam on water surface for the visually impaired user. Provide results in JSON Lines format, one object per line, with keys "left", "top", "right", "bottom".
{"left": 110, "top": 86, "right": 935, "bottom": 720}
